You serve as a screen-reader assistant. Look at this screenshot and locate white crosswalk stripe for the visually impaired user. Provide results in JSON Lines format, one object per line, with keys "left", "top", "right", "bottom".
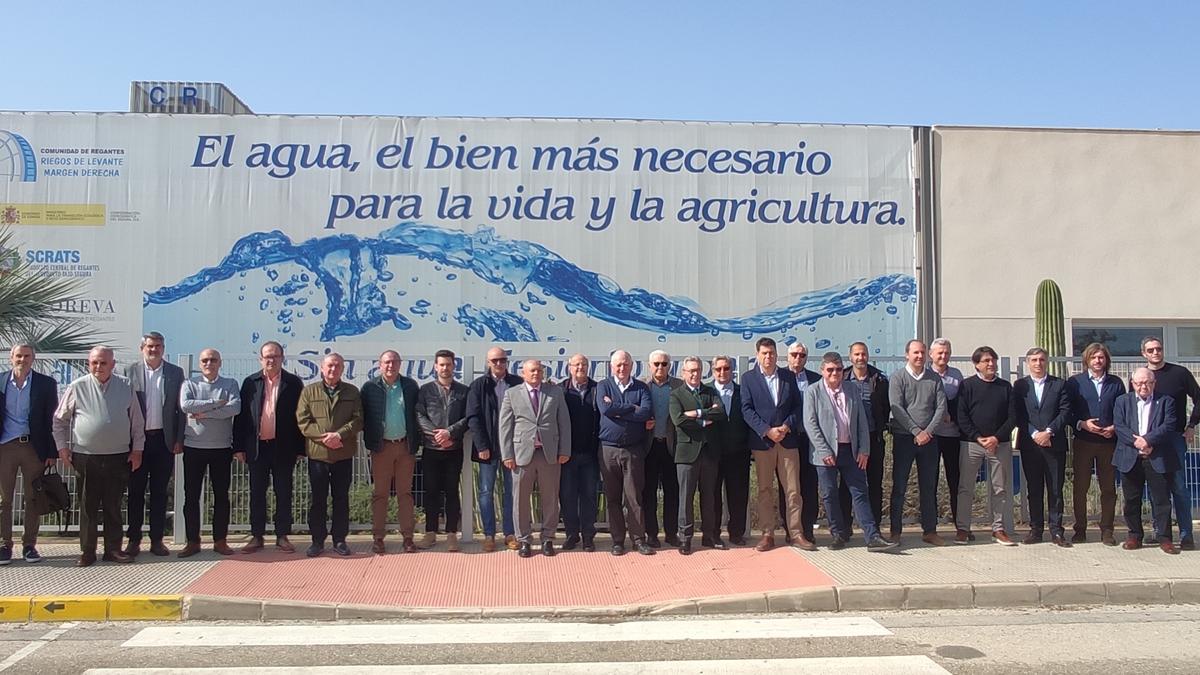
{"left": 121, "top": 616, "right": 891, "bottom": 647}
{"left": 85, "top": 656, "right": 949, "bottom": 674}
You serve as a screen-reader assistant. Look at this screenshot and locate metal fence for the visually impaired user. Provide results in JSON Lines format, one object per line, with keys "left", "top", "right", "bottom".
{"left": 13, "top": 352, "right": 1198, "bottom": 540}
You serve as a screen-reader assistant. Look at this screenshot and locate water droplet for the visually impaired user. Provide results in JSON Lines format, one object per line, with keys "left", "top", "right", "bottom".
{"left": 392, "top": 314, "right": 412, "bottom": 330}
{"left": 558, "top": 347, "right": 566, "bottom": 355}
{"left": 238, "top": 295, "right": 244, "bottom": 301}
{"left": 809, "top": 326, "right": 816, "bottom": 332}
{"left": 266, "top": 269, "right": 279, "bottom": 281}
{"left": 311, "top": 308, "right": 323, "bottom": 315}
{"left": 519, "top": 303, "right": 531, "bottom": 312}
{"left": 239, "top": 285, "right": 245, "bottom": 291}
{"left": 446, "top": 273, "right": 457, "bottom": 281}
{"left": 658, "top": 335, "right": 668, "bottom": 343}
{"left": 548, "top": 314, "right": 555, "bottom": 321}
{"left": 886, "top": 305, "right": 898, "bottom": 315}
{"left": 259, "top": 299, "right": 269, "bottom": 311}
{"left": 742, "top": 331, "right": 753, "bottom": 340}
{"left": 411, "top": 276, "right": 419, "bottom": 283}
{"left": 815, "top": 339, "right": 831, "bottom": 349}
{"left": 251, "top": 332, "right": 260, "bottom": 342}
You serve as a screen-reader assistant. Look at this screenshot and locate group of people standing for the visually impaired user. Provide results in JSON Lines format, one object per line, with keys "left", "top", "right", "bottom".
{"left": 0, "top": 332, "right": 1194, "bottom": 566}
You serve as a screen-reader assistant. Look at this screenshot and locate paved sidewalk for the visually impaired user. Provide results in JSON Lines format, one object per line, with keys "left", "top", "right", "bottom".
{"left": 1, "top": 530, "right": 1197, "bottom": 621}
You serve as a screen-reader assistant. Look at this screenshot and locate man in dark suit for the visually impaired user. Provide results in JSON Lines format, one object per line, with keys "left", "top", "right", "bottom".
{"left": 415, "top": 349, "right": 471, "bottom": 552}
{"left": 466, "top": 346, "right": 524, "bottom": 552}
{"left": 641, "top": 349, "right": 683, "bottom": 549}
{"left": 560, "top": 353, "right": 601, "bottom": 552}
{"left": 1065, "top": 342, "right": 1125, "bottom": 545}
{"left": 0, "top": 344, "right": 58, "bottom": 565}
{"left": 784, "top": 342, "right": 821, "bottom": 545}
{"left": 1137, "top": 336, "right": 1198, "bottom": 550}
{"left": 740, "top": 337, "right": 815, "bottom": 551}
{"left": 709, "top": 355, "right": 750, "bottom": 545}
{"left": 234, "top": 341, "right": 305, "bottom": 554}
{"left": 1113, "top": 367, "right": 1183, "bottom": 554}
{"left": 361, "top": 350, "right": 420, "bottom": 554}
{"left": 1014, "top": 347, "right": 1072, "bottom": 546}
{"left": 124, "top": 331, "right": 186, "bottom": 558}
{"left": 669, "top": 356, "right": 726, "bottom": 554}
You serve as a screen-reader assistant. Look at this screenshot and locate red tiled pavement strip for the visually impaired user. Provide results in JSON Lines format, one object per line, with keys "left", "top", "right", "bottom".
{"left": 182, "top": 542, "right": 835, "bottom": 608}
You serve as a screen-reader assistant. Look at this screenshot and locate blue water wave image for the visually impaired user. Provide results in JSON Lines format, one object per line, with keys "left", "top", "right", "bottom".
{"left": 144, "top": 222, "right": 915, "bottom": 344}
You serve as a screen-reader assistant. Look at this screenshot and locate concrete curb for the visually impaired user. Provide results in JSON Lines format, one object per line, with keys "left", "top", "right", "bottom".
{"left": 4, "top": 579, "right": 1197, "bottom": 622}
{"left": 176, "top": 579, "right": 1200, "bottom": 621}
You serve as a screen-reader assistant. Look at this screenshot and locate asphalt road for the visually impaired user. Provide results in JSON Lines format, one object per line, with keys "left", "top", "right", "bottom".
{"left": 0, "top": 605, "right": 1197, "bottom": 674}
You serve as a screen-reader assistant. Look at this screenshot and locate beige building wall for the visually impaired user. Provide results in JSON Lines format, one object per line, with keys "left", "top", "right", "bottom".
{"left": 933, "top": 126, "right": 1200, "bottom": 359}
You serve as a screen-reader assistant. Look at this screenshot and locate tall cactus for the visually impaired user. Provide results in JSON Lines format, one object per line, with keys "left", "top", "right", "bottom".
{"left": 1035, "top": 279, "right": 1068, "bottom": 378}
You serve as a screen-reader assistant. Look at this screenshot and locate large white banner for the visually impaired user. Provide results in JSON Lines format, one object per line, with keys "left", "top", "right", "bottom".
{"left": 1, "top": 114, "right": 915, "bottom": 372}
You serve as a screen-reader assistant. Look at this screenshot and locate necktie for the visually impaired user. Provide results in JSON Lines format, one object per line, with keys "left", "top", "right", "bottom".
{"left": 531, "top": 387, "right": 540, "bottom": 414}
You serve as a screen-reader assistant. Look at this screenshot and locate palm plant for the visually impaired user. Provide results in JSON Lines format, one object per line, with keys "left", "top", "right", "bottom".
{"left": 0, "top": 226, "right": 104, "bottom": 353}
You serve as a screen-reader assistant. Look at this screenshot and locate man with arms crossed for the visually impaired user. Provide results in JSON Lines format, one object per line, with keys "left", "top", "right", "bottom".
{"left": 596, "top": 350, "right": 654, "bottom": 556}
{"left": 178, "top": 348, "right": 241, "bottom": 557}
{"left": 669, "top": 356, "right": 726, "bottom": 554}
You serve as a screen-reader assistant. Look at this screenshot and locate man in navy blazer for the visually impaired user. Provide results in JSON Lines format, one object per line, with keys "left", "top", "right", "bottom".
{"left": 596, "top": 349, "right": 654, "bottom": 556}
{"left": 1064, "top": 342, "right": 1125, "bottom": 546}
{"left": 0, "top": 344, "right": 58, "bottom": 565}
{"left": 1113, "top": 367, "right": 1183, "bottom": 554}
{"left": 1014, "top": 347, "right": 1072, "bottom": 546}
{"left": 740, "top": 337, "right": 814, "bottom": 551}
{"left": 465, "top": 346, "right": 525, "bottom": 552}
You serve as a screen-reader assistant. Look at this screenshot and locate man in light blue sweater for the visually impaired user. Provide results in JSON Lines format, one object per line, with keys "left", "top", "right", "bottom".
{"left": 178, "top": 348, "right": 241, "bottom": 557}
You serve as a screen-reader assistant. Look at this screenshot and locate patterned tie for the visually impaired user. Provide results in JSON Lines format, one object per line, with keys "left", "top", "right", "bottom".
{"left": 531, "top": 387, "right": 540, "bottom": 414}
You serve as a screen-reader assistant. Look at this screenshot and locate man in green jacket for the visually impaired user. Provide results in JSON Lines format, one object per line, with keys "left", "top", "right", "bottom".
{"left": 296, "top": 353, "right": 363, "bottom": 558}
{"left": 669, "top": 356, "right": 726, "bottom": 555}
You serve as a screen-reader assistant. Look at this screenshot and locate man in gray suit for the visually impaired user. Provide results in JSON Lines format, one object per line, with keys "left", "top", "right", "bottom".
{"left": 500, "top": 360, "right": 572, "bottom": 558}
{"left": 804, "top": 352, "right": 896, "bottom": 552}
{"left": 124, "top": 331, "right": 186, "bottom": 557}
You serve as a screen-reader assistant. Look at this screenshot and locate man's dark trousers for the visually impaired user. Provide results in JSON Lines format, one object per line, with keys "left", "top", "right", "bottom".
{"left": 125, "top": 430, "right": 173, "bottom": 545}
{"left": 248, "top": 439, "right": 296, "bottom": 539}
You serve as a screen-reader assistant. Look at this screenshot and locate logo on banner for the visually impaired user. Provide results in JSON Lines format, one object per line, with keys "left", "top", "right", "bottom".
{"left": 0, "top": 131, "right": 37, "bottom": 182}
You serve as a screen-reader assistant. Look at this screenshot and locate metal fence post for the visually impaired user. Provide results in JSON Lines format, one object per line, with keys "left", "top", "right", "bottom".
{"left": 172, "top": 352, "right": 192, "bottom": 545}
{"left": 458, "top": 354, "right": 475, "bottom": 543}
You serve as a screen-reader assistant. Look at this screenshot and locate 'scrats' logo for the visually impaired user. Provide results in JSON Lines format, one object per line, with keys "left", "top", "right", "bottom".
{"left": 0, "top": 131, "right": 37, "bottom": 182}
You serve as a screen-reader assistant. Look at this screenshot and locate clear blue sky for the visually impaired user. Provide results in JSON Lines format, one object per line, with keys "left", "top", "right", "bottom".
{"left": 6, "top": 2, "right": 1198, "bottom": 129}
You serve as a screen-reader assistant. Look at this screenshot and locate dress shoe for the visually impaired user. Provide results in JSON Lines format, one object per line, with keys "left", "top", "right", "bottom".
{"left": 791, "top": 536, "right": 817, "bottom": 551}
{"left": 505, "top": 535, "right": 520, "bottom": 551}
{"left": 611, "top": 543, "right": 626, "bottom": 556}
{"left": 829, "top": 537, "right": 846, "bottom": 551}
{"left": 921, "top": 533, "right": 946, "bottom": 546}
{"left": 730, "top": 536, "right": 747, "bottom": 547}
{"left": 177, "top": 542, "right": 201, "bottom": 558}
{"left": 664, "top": 536, "right": 682, "bottom": 548}
{"left": 1101, "top": 531, "right": 1117, "bottom": 547}
{"left": 123, "top": 541, "right": 141, "bottom": 558}
{"left": 333, "top": 541, "right": 352, "bottom": 556}
{"left": 755, "top": 535, "right": 775, "bottom": 552}
{"left": 1160, "top": 540, "right": 1179, "bottom": 555}
{"left": 372, "top": 539, "right": 386, "bottom": 555}
{"left": 276, "top": 536, "right": 296, "bottom": 553}
{"left": 446, "top": 532, "right": 460, "bottom": 552}
{"left": 1071, "top": 531, "right": 1087, "bottom": 544}
{"left": 150, "top": 540, "right": 171, "bottom": 556}
{"left": 241, "top": 537, "right": 264, "bottom": 554}
{"left": 1022, "top": 531, "right": 1043, "bottom": 545}
{"left": 1181, "top": 536, "right": 1195, "bottom": 551}
{"left": 22, "top": 545, "right": 42, "bottom": 563}
{"left": 867, "top": 537, "right": 899, "bottom": 552}
{"left": 418, "top": 532, "right": 437, "bottom": 549}
{"left": 1122, "top": 536, "right": 1142, "bottom": 550}
{"left": 403, "top": 538, "right": 418, "bottom": 554}
{"left": 582, "top": 538, "right": 596, "bottom": 553}
{"left": 562, "top": 535, "right": 580, "bottom": 551}
{"left": 679, "top": 539, "right": 692, "bottom": 555}
{"left": 518, "top": 542, "right": 533, "bottom": 558}
{"left": 306, "top": 543, "right": 324, "bottom": 557}
{"left": 213, "top": 540, "right": 235, "bottom": 556}
{"left": 542, "top": 541, "right": 556, "bottom": 557}
{"left": 968, "top": 532, "right": 977, "bottom": 541}
{"left": 482, "top": 536, "right": 496, "bottom": 553}
{"left": 636, "top": 541, "right": 655, "bottom": 555}
{"left": 76, "top": 552, "right": 96, "bottom": 567}
{"left": 102, "top": 550, "right": 134, "bottom": 564}
{"left": 1052, "top": 534, "right": 1073, "bottom": 548}
{"left": 992, "top": 530, "right": 1017, "bottom": 546}
{"left": 955, "top": 529, "right": 970, "bottom": 545}
{"left": 646, "top": 536, "right": 662, "bottom": 549}
{"left": 702, "top": 537, "right": 728, "bottom": 550}
{"left": 889, "top": 529, "right": 903, "bottom": 544}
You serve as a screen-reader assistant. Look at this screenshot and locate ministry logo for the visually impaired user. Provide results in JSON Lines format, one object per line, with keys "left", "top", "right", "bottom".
{"left": 0, "top": 130, "right": 37, "bottom": 182}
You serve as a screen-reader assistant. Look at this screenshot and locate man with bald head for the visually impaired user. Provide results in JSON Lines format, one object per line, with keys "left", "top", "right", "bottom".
{"left": 297, "top": 353, "right": 363, "bottom": 558}
{"left": 53, "top": 346, "right": 145, "bottom": 566}
{"left": 1113, "top": 367, "right": 1184, "bottom": 554}
{"left": 466, "top": 346, "right": 524, "bottom": 552}
{"left": 641, "top": 349, "right": 683, "bottom": 548}
{"left": 178, "top": 348, "right": 241, "bottom": 557}
{"left": 597, "top": 350, "right": 654, "bottom": 555}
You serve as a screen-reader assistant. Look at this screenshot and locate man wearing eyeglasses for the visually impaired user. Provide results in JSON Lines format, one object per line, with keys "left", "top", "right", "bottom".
{"left": 1137, "top": 337, "right": 1198, "bottom": 550}
{"left": 123, "top": 331, "right": 186, "bottom": 558}
{"left": 640, "top": 349, "right": 683, "bottom": 549}
{"left": 1114, "top": 367, "right": 1184, "bottom": 554}
{"left": 708, "top": 355, "right": 750, "bottom": 545}
{"left": 178, "top": 348, "right": 241, "bottom": 557}
{"left": 466, "top": 346, "right": 524, "bottom": 552}
{"left": 234, "top": 341, "right": 305, "bottom": 554}
{"left": 785, "top": 342, "right": 821, "bottom": 546}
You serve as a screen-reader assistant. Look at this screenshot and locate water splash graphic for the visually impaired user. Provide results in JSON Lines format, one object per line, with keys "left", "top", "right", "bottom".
{"left": 144, "top": 223, "right": 915, "bottom": 343}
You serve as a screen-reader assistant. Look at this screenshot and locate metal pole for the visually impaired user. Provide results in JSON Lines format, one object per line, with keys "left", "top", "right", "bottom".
{"left": 458, "top": 355, "right": 475, "bottom": 543}
{"left": 172, "top": 352, "right": 192, "bottom": 545}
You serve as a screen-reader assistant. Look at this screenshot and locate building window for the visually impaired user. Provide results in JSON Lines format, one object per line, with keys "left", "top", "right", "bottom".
{"left": 1072, "top": 327, "right": 1163, "bottom": 357}
{"left": 1177, "top": 327, "right": 1200, "bottom": 358}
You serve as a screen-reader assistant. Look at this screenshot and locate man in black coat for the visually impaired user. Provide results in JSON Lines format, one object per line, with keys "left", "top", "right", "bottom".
{"left": 233, "top": 341, "right": 305, "bottom": 553}
{"left": 560, "top": 353, "right": 601, "bottom": 551}
{"left": 707, "top": 355, "right": 751, "bottom": 546}
{"left": 0, "top": 344, "right": 58, "bottom": 565}
{"left": 465, "top": 346, "right": 525, "bottom": 552}
{"left": 1014, "top": 347, "right": 1072, "bottom": 546}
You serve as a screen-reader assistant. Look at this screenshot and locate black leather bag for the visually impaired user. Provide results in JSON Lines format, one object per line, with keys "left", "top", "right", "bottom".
{"left": 30, "top": 466, "right": 71, "bottom": 515}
